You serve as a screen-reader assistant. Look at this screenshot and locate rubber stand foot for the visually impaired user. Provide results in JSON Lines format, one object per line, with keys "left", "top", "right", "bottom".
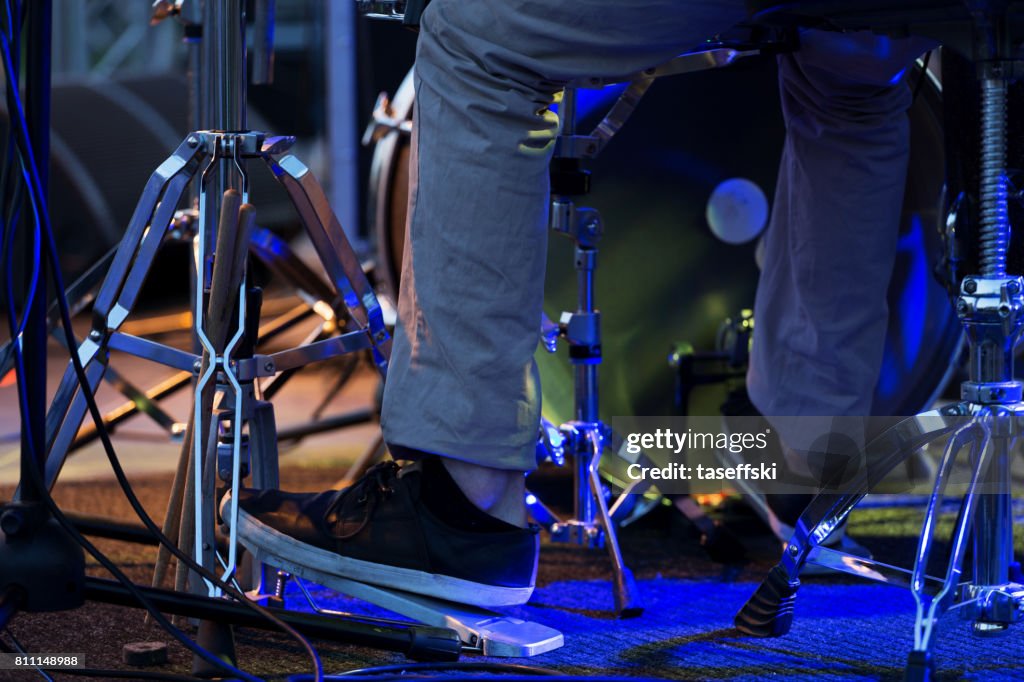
{"left": 904, "top": 650, "right": 934, "bottom": 682}
{"left": 613, "top": 565, "right": 644, "bottom": 618}
{"left": 192, "top": 619, "right": 237, "bottom": 678}
{"left": 734, "top": 564, "right": 799, "bottom": 637}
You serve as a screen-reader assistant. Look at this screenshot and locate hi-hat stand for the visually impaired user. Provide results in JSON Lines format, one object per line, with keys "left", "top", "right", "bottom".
{"left": 0, "top": 0, "right": 386, "bottom": 478}
{"left": 28, "top": 0, "right": 477, "bottom": 673}
{"left": 0, "top": 0, "right": 464, "bottom": 673}
{"left": 92, "top": 0, "right": 557, "bottom": 661}
{"left": 734, "top": 4, "right": 1024, "bottom": 680}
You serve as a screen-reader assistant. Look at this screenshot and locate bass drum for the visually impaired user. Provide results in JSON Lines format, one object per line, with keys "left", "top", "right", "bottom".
{"left": 370, "top": 56, "right": 961, "bottom": 427}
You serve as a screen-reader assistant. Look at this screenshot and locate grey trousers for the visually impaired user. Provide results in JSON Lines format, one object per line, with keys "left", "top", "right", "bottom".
{"left": 380, "top": 0, "right": 930, "bottom": 471}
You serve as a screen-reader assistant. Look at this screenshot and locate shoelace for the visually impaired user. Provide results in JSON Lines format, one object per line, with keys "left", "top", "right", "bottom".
{"left": 324, "top": 461, "right": 399, "bottom": 540}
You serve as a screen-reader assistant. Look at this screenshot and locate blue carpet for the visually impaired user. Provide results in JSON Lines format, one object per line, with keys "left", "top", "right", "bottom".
{"left": 286, "top": 577, "right": 1024, "bottom": 681}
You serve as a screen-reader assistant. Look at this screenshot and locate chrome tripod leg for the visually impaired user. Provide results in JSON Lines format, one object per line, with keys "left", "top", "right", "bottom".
{"left": 249, "top": 225, "right": 337, "bottom": 308}
{"left": 92, "top": 136, "right": 207, "bottom": 327}
{"left": 41, "top": 135, "right": 206, "bottom": 489}
{"left": 585, "top": 432, "right": 643, "bottom": 617}
{"left": 33, "top": 360, "right": 107, "bottom": 494}
{"left": 905, "top": 414, "right": 997, "bottom": 681}
{"left": 262, "top": 152, "right": 391, "bottom": 370}
{"left": 735, "top": 409, "right": 964, "bottom": 637}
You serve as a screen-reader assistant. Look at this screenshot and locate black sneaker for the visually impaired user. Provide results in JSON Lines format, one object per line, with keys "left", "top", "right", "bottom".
{"left": 220, "top": 460, "right": 539, "bottom": 607}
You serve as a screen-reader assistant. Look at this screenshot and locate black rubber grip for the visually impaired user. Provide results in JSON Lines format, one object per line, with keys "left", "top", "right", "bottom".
{"left": 405, "top": 626, "right": 462, "bottom": 662}
{"left": 613, "top": 565, "right": 644, "bottom": 619}
{"left": 734, "top": 564, "right": 799, "bottom": 637}
{"left": 904, "top": 651, "right": 935, "bottom": 682}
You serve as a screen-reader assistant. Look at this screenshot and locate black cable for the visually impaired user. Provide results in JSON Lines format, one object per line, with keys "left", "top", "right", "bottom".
{"left": 58, "top": 669, "right": 211, "bottom": 681}
{"left": 4, "top": 631, "right": 55, "bottom": 682}
{"left": 290, "top": 677, "right": 677, "bottom": 682}
{"left": 0, "top": 4, "right": 276, "bottom": 680}
{"left": 0, "top": 5, "right": 249, "bottom": 675}
{"left": 0, "top": 1, "right": 327, "bottom": 678}
{"left": 334, "top": 663, "right": 562, "bottom": 677}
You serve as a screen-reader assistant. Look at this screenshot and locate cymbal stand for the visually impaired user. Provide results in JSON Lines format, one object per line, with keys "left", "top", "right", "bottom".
{"left": 735, "top": 5, "right": 1024, "bottom": 679}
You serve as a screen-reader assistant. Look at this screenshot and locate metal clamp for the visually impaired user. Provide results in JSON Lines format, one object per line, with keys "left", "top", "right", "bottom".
{"left": 550, "top": 201, "right": 602, "bottom": 245}
{"left": 188, "top": 130, "right": 268, "bottom": 157}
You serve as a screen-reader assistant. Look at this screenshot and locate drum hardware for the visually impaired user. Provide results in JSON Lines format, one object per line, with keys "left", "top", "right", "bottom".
{"left": 533, "top": 80, "right": 643, "bottom": 617}
{"left": 734, "top": 4, "right": 1024, "bottom": 680}
{"left": 356, "top": 1, "right": 407, "bottom": 23}
{"left": 669, "top": 311, "right": 752, "bottom": 417}
{"left": 30, "top": 0, "right": 448, "bottom": 672}
{"left": 355, "top": 0, "right": 431, "bottom": 28}
{"left": 1, "top": 0, "right": 455, "bottom": 668}
{"left": 538, "top": 42, "right": 798, "bottom": 618}
{"left": 0, "top": 209, "right": 375, "bottom": 461}
{"left": 366, "top": 35, "right": 954, "bottom": 622}
{"left": 363, "top": 91, "right": 413, "bottom": 146}
{"left": 201, "top": 6, "right": 562, "bottom": 659}
{"left": 258, "top": 569, "right": 561, "bottom": 658}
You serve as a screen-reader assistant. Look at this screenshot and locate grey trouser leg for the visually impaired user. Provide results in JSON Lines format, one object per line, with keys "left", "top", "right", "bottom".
{"left": 747, "top": 31, "right": 934, "bottom": 461}
{"left": 380, "top": 0, "right": 748, "bottom": 470}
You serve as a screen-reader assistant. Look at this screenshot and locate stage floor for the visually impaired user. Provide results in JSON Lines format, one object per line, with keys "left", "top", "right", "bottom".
{"left": 3, "top": 461, "right": 1023, "bottom": 681}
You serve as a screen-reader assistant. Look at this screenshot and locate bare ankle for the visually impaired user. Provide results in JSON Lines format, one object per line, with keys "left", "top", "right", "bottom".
{"left": 441, "top": 458, "right": 527, "bottom": 528}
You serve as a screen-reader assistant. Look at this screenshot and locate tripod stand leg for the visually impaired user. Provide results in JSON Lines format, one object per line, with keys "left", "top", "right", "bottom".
{"left": 41, "top": 136, "right": 205, "bottom": 487}
{"left": 92, "top": 136, "right": 206, "bottom": 326}
{"left": 585, "top": 433, "right": 643, "bottom": 617}
{"left": 262, "top": 153, "right": 391, "bottom": 368}
{"left": 905, "top": 417, "right": 995, "bottom": 680}
{"left": 41, "top": 359, "right": 106, "bottom": 490}
{"left": 735, "top": 409, "right": 964, "bottom": 637}
{"left": 250, "top": 225, "right": 337, "bottom": 308}
{"left": 102, "top": 173, "right": 194, "bottom": 329}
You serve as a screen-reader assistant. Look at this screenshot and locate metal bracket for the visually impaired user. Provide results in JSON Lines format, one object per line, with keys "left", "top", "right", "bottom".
{"left": 550, "top": 200, "right": 602, "bottom": 245}
{"left": 571, "top": 47, "right": 759, "bottom": 89}
{"left": 188, "top": 130, "right": 269, "bottom": 157}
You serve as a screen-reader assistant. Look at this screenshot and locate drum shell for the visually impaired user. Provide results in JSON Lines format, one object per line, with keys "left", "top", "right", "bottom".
{"left": 370, "top": 56, "right": 960, "bottom": 423}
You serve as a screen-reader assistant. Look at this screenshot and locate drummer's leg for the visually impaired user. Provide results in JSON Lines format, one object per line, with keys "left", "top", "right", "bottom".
{"left": 381, "top": 0, "right": 747, "bottom": 520}
{"left": 747, "top": 31, "right": 934, "bottom": 476}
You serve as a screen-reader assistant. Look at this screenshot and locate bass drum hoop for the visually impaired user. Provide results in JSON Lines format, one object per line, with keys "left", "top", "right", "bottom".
{"left": 369, "top": 68, "right": 416, "bottom": 307}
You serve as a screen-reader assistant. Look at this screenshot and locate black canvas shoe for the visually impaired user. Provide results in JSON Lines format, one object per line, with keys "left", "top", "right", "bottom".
{"left": 220, "top": 460, "right": 539, "bottom": 607}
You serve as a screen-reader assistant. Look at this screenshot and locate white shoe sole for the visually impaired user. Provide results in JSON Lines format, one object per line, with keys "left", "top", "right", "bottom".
{"left": 223, "top": 494, "right": 535, "bottom": 608}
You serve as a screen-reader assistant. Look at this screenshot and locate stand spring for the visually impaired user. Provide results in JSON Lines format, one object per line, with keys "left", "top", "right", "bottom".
{"left": 980, "top": 75, "right": 1010, "bottom": 276}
